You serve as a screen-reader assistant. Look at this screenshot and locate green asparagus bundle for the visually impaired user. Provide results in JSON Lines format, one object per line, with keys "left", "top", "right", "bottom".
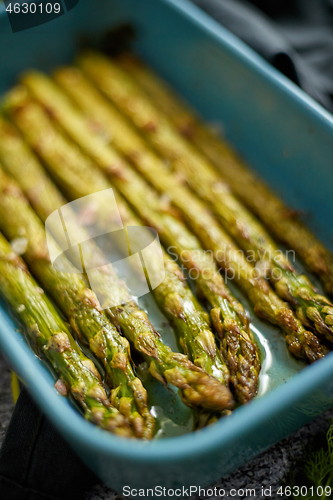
{"left": 141, "top": 211, "right": 260, "bottom": 403}
{"left": 2, "top": 92, "right": 232, "bottom": 388}
{"left": 29, "top": 72, "right": 261, "bottom": 402}
{"left": 0, "top": 130, "right": 233, "bottom": 413}
{"left": 117, "top": 52, "right": 333, "bottom": 299}
{"left": 4, "top": 89, "right": 259, "bottom": 403}
{"left": 53, "top": 66, "right": 333, "bottom": 342}
{"left": 0, "top": 167, "right": 154, "bottom": 439}
{"left": 17, "top": 68, "right": 328, "bottom": 364}
{"left": 73, "top": 52, "right": 333, "bottom": 343}
{"left": 0, "top": 231, "right": 132, "bottom": 437}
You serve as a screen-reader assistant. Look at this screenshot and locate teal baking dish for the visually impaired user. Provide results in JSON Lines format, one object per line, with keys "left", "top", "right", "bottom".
{"left": 1, "top": 0, "right": 333, "bottom": 494}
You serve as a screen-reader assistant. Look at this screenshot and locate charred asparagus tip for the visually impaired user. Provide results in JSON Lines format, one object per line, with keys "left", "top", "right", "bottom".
{"left": 92, "top": 407, "right": 134, "bottom": 437}
{"left": 164, "top": 366, "right": 234, "bottom": 412}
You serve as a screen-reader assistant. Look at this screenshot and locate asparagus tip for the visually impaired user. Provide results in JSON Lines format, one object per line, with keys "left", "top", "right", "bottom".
{"left": 164, "top": 361, "right": 234, "bottom": 412}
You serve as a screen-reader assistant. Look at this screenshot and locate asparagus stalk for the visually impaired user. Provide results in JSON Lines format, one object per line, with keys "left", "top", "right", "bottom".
{"left": 21, "top": 72, "right": 260, "bottom": 403}
{"left": 118, "top": 52, "right": 333, "bottom": 298}
{"left": 0, "top": 231, "right": 132, "bottom": 436}
{"left": 0, "top": 118, "right": 65, "bottom": 222}
{"left": 3, "top": 90, "right": 231, "bottom": 388}
{"left": 18, "top": 70, "right": 329, "bottom": 364}
{"left": 0, "top": 137, "right": 232, "bottom": 413}
{"left": 74, "top": 52, "right": 333, "bottom": 341}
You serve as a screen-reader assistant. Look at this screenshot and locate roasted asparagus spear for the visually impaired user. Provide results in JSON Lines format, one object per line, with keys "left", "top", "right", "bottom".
{"left": 0, "top": 230, "right": 132, "bottom": 437}
{"left": 17, "top": 69, "right": 328, "bottom": 363}
{"left": 3, "top": 92, "right": 259, "bottom": 403}
{"left": 0, "top": 142, "right": 233, "bottom": 413}
{"left": 118, "top": 52, "right": 333, "bottom": 298}
{"left": 74, "top": 52, "right": 333, "bottom": 342}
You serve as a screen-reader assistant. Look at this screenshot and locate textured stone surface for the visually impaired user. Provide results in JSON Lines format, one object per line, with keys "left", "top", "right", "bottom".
{"left": 1, "top": 351, "right": 332, "bottom": 500}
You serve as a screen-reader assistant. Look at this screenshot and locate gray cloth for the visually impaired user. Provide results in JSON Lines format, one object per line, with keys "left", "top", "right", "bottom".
{"left": 192, "top": 0, "right": 333, "bottom": 111}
